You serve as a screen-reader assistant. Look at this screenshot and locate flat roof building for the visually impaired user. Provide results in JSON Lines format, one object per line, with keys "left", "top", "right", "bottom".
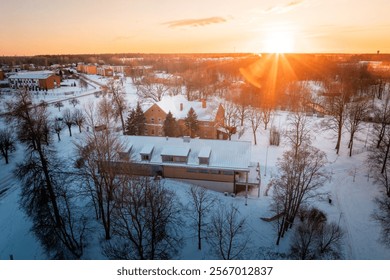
{"left": 8, "top": 70, "right": 60, "bottom": 90}
{"left": 112, "top": 135, "right": 259, "bottom": 194}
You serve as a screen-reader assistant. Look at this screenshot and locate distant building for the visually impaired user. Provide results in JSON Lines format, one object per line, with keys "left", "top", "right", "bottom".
{"left": 77, "top": 63, "right": 97, "bottom": 75}
{"left": 111, "top": 135, "right": 259, "bottom": 194}
{"left": 8, "top": 71, "right": 60, "bottom": 90}
{"left": 143, "top": 95, "right": 226, "bottom": 139}
{"left": 97, "top": 66, "right": 113, "bottom": 77}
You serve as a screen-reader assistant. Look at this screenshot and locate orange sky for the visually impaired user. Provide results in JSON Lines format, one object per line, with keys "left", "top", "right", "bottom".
{"left": 1, "top": 0, "right": 390, "bottom": 55}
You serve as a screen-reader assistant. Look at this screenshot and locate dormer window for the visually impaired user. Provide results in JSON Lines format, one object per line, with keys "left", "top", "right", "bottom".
{"left": 161, "top": 146, "right": 190, "bottom": 163}
{"left": 119, "top": 143, "right": 133, "bottom": 161}
{"left": 198, "top": 146, "right": 211, "bottom": 165}
{"left": 141, "top": 154, "right": 150, "bottom": 161}
{"left": 140, "top": 144, "right": 154, "bottom": 162}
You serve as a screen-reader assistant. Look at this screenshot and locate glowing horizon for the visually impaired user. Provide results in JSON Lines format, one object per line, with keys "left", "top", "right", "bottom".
{"left": 1, "top": 0, "right": 390, "bottom": 56}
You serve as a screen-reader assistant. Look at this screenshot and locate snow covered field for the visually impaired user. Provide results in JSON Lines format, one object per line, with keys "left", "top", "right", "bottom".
{"left": 1, "top": 76, "right": 390, "bottom": 260}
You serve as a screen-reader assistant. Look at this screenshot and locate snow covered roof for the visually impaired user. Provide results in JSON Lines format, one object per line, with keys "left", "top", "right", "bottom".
{"left": 140, "top": 144, "right": 154, "bottom": 155}
{"left": 121, "top": 136, "right": 251, "bottom": 171}
{"left": 198, "top": 146, "right": 211, "bottom": 158}
{"left": 8, "top": 71, "right": 55, "bottom": 80}
{"left": 145, "top": 95, "right": 221, "bottom": 121}
{"left": 161, "top": 146, "right": 190, "bottom": 157}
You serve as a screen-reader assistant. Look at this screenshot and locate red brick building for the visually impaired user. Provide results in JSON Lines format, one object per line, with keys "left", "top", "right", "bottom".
{"left": 143, "top": 95, "right": 226, "bottom": 139}
{"left": 8, "top": 71, "right": 60, "bottom": 90}
{"left": 77, "top": 63, "right": 97, "bottom": 75}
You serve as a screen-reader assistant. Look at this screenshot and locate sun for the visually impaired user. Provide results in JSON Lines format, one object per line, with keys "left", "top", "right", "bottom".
{"left": 263, "top": 30, "right": 295, "bottom": 53}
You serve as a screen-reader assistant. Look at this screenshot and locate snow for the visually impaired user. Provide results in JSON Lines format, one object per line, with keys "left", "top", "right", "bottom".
{"left": 8, "top": 70, "right": 55, "bottom": 80}
{"left": 123, "top": 135, "right": 252, "bottom": 171}
{"left": 1, "top": 75, "right": 390, "bottom": 260}
{"left": 146, "top": 94, "right": 221, "bottom": 121}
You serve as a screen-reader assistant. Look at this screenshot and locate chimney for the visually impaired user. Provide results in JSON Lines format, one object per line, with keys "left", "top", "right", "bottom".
{"left": 180, "top": 103, "right": 183, "bottom": 111}
{"left": 201, "top": 99, "right": 206, "bottom": 108}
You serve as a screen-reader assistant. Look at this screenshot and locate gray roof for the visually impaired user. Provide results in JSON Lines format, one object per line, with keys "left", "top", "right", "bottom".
{"left": 122, "top": 136, "right": 251, "bottom": 171}
{"left": 140, "top": 144, "right": 154, "bottom": 155}
{"left": 198, "top": 146, "right": 211, "bottom": 158}
{"left": 8, "top": 71, "right": 55, "bottom": 80}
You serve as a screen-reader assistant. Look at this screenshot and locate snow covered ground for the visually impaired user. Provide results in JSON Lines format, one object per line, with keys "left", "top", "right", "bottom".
{"left": 1, "top": 76, "right": 390, "bottom": 260}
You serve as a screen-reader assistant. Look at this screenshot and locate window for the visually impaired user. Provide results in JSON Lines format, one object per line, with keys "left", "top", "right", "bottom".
{"left": 141, "top": 154, "right": 150, "bottom": 161}
{"left": 151, "top": 118, "right": 155, "bottom": 124}
{"left": 163, "top": 155, "right": 174, "bottom": 162}
{"left": 199, "top": 157, "right": 209, "bottom": 165}
{"left": 187, "top": 168, "right": 198, "bottom": 173}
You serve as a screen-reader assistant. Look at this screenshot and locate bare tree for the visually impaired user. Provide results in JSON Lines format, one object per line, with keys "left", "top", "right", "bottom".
{"left": 248, "top": 107, "right": 262, "bottom": 145}
{"left": 137, "top": 75, "right": 170, "bottom": 103}
{"left": 53, "top": 119, "right": 64, "bottom": 141}
{"left": 62, "top": 108, "right": 74, "bottom": 137}
{"left": 54, "top": 101, "right": 64, "bottom": 112}
{"left": 72, "top": 108, "right": 85, "bottom": 133}
{"left": 285, "top": 111, "right": 311, "bottom": 158}
{"left": 372, "top": 89, "right": 390, "bottom": 149}
{"left": 105, "top": 79, "right": 128, "bottom": 133}
{"left": 69, "top": 98, "right": 80, "bottom": 108}
{"left": 207, "top": 203, "right": 249, "bottom": 260}
{"left": 368, "top": 128, "right": 390, "bottom": 197}
{"left": 260, "top": 104, "right": 273, "bottom": 130}
{"left": 187, "top": 185, "right": 216, "bottom": 250}
{"left": 270, "top": 144, "right": 330, "bottom": 245}
{"left": 0, "top": 128, "right": 16, "bottom": 164}
{"left": 372, "top": 197, "right": 390, "bottom": 247}
{"left": 104, "top": 177, "right": 183, "bottom": 260}
{"left": 221, "top": 101, "right": 238, "bottom": 140}
{"left": 75, "top": 100, "right": 125, "bottom": 240}
{"left": 290, "top": 207, "right": 343, "bottom": 259}
{"left": 321, "top": 78, "right": 352, "bottom": 154}
{"left": 7, "top": 90, "right": 86, "bottom": 258}
{"left": 345, "top": 97, "right": 371, "bottom": 156}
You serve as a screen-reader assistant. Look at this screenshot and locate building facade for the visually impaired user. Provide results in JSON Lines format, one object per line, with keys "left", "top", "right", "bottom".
{"left": 143, "top": 95, "right": 226, "bottom": 139}
{"left": 112, "top": 135, "right": 259, "bottom": 194}
{"left": 8, "top": 71, "right": 61, "bottom": 90}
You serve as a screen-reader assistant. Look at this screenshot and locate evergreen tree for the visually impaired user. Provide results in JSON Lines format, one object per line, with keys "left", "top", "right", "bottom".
{"left": 125, "top": 109, "right": 136, "bottom": 135}
{"left": 163, "top": 111, "right": 178, "bottom": 137}
{"left": 125, "top": 102, "right": 146, "bottom": 135}
{"left": 184, "top": 107, "right": 199, "bottom": 138}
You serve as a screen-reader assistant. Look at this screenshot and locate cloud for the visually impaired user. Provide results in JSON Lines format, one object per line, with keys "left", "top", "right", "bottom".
{"left": 163, "top": 17, "right": 227, "bottom": 28}
{"left": 264, "top": 0, "right": 304, "bottom": 14}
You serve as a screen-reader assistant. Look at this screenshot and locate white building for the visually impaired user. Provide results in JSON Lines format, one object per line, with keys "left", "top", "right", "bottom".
{"left": 112, "top": 135, "right": 260, "bottom": 194}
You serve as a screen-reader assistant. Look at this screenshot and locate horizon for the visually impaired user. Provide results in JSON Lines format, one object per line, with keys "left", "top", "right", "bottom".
{"left": 2, "top": 52, "right": 390, "bottom": 58}
{"left": 2, "top": 0, "right": 390, "bottom": 56}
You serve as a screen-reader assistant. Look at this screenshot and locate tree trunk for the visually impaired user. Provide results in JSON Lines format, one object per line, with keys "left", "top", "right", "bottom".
{"left": 381, "top": 140, "right": 390, "bottom": 174}
{"left": 5, "top": 150, "right": 9, "bottom": 164}
{"left": 119, "top": 112, "right": 125, "bottom": 134}
{"left": 36, "top": 145, "right": 62, "bottom": 229}
{"left": 335, "top": 120, "right": 342, "bottom": 154}
{"left": 198, "top": 214, "right": 202, "bottom": 250}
